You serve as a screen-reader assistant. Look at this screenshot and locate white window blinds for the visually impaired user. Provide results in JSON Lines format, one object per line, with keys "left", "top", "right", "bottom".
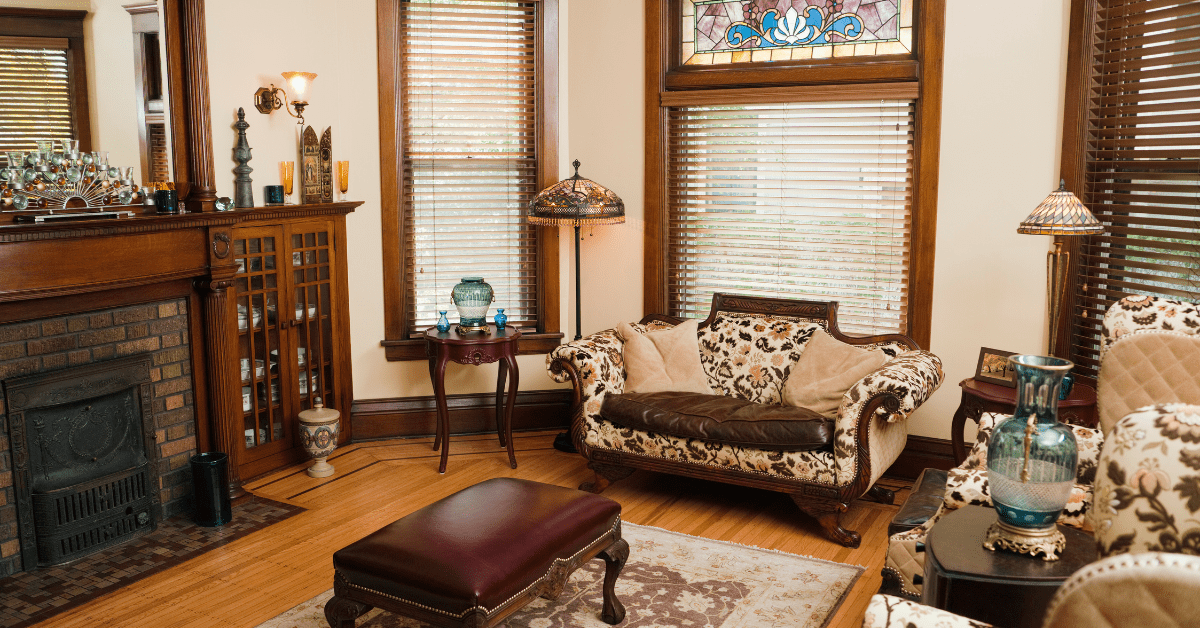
{"left": 0, "top": 37, "right": 74, "bottom": 155}
{"left": 401, "top": 0, "right": 539, "bottom": 336}
{"left": 667, "top": 99, "right": 915, "bottom": 334}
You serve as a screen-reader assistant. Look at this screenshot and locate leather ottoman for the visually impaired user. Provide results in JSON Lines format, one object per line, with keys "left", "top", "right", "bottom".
{"left": 324, "top": 478, "right": 629, "bottom": 628}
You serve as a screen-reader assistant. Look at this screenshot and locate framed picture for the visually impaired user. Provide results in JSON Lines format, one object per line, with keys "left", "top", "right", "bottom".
{"left": 975, "top": 347, "right": 1018, "bottom": 387}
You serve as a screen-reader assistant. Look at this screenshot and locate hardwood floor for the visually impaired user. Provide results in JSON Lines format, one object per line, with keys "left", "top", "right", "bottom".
{"left": 36, "top": 430, "right": 912, "bottom": 628}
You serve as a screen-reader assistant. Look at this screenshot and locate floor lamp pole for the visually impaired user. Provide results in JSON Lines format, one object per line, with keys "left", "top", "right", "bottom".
{"left": 574, "top": 224, "right": 582, "bottom": 341}
{"left": 1047, "top": 239, "right": 1068, "bottom": 356}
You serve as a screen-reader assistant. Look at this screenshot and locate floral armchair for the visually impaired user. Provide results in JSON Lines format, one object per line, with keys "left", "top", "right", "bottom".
{"left": 882, "top": 296, "right": 1200, "bottom": 598}
{"left": 546, "top": 293, "right": 944, "bottom": 547}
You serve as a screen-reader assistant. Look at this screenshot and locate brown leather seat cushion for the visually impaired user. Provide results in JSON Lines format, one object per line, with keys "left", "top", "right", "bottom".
{"left": 601, "top": 391, "right": 833, "bottom": 452}
{"left": 332, "top": 478, "right": 621, "bottom": 616}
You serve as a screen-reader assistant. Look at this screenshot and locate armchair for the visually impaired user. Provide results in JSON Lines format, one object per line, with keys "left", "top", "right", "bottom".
{"left": 547, "top": 293, "right": 944, "bottom": 547}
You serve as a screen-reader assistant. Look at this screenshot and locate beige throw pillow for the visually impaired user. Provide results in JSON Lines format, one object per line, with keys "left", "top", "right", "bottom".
{"left": 617, "top": 319, "right": 713, "bottom": 394}
{"left": 782, "top": 329, "right": 887, "bottom": 418}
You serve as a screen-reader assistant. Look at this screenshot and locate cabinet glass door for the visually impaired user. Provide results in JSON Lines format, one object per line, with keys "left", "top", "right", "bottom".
{"left": 289, "top": 225, "right": 336, "bottom": 413}
{"left": 234, "top": 229, "right": 291, "bottom": 458}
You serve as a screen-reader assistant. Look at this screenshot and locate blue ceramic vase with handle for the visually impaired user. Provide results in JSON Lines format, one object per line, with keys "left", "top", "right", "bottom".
{"left": 451, "top": 277, "right": 493, "bottom": 333}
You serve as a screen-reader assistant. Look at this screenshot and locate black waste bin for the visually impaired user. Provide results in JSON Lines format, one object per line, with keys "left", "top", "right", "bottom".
{"left": 191, "top": 452, "right": 232, "bottom": 526}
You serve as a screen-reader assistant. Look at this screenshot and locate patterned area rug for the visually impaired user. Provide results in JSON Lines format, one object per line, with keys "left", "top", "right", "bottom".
{"left": 258, "top": 523, "right": 863, "bottom": 628}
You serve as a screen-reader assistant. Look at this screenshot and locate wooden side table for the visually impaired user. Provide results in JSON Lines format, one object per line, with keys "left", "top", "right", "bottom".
{"left": 424, "top": 324, "right": 521, "bottom": 474}
{"left": 950, "top": 377, "right": 1097, "bottom": 464}
{"left": 923, "top": 505, "right": 1097, "bottom": 628}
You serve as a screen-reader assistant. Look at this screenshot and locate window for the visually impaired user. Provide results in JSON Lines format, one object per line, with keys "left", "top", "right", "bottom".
{"left": 0, "top": 9, "right": 90, "bottom": 155}
{"left": 378, "top": 0, "right": 561, "bottom": 360}
{"left": 647, "top": 0, "right": 944, "bottom": 344}
{"left": 1060, "top": 0, "right": 1200, "bottom": 377}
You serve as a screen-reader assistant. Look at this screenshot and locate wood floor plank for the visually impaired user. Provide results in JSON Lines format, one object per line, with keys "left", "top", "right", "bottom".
{"left": 31, "top": 430, "right": 907, "bottom": 628}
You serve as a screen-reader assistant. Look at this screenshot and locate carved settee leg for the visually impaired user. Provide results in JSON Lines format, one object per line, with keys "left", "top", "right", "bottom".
{"left": 867, "top": 484, "right": 896, "bottom": 505}
{"left": 323, "top": 594, "right": 372, "bottom": 628}
{"left": 580, "top": 462, "right": 635, "bottom": 494}
{"left": 598, "top": 538, "right": 629, "bottom": 624}
{"left": 791, "top": 496, "right": 861, "bottom": 548}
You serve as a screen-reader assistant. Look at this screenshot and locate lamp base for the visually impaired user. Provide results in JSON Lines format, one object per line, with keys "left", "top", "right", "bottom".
{"left": 982, "top": 519, "right": 1065, "bottom": 561}
{"left": 456, "top": 323, "right": 490, "bottom": 335}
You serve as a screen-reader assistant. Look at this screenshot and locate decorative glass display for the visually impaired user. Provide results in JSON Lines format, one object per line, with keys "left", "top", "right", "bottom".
{"left": 494, "top": 308, "right": 507, "bottom": 330}
{"left": 984, "top": 355, "right": 1078, "bottom": 561}
{"left": 682, "top": 0, "right": 912, "bottom": 66}
{"left": 450, "top": 277, "right": 494, "bottom": 334}
{"left": 436, "top": 310, "right": 451, "bottom": 333}
{"left": 1, "top": 141, "right": 141, "bottom": 215}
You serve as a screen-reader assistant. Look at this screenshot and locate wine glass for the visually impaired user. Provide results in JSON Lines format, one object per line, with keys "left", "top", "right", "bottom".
{"left": 337, "top": 161, "right": 349, "bottom": 201}
{"left": 281, "top": 161, "right": 294, "bottom": 204}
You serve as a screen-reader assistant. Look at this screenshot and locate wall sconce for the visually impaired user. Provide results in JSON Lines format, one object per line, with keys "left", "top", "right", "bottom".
{"left": 253, "top": 71, "right": 317, "bottom": 125}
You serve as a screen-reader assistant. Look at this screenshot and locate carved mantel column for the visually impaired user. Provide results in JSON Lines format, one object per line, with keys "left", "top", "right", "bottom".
{"left": 200, "top": 228, "right": 244, "bottom": 498}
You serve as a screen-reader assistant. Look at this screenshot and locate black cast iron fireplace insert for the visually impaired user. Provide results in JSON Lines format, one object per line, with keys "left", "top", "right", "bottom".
{"left": 4, "top": 354, "right": 161, "bottom": 570}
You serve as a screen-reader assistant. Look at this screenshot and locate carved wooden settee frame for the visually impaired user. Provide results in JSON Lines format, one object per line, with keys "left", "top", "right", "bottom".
{"left": 547, "top": 293, "right": 945, "bottom": 547}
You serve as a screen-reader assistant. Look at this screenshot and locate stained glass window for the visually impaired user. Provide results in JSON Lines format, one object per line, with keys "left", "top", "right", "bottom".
{"left": 682, "top": 0, "right": 912, "bottom": 65}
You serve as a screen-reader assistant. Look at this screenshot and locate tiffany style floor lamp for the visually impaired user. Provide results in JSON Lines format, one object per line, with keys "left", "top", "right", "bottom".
{"left": 529, "top": 160, "right": 625, "bottom": 452}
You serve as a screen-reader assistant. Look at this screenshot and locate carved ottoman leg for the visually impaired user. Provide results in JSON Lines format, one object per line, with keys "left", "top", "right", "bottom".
{"left": 867, "top": 484, "right": 896, "bottom": 505}
{"left": 791, "top": 496, "right": 861, "bottom": 548}
{"left": 598, "top": 538, "right": 629, "bottom": 624}
{"left": 579, "top": 462, "right": 635, "bottom": 494}
{"left": 323, "top": 594, "right": 372, "bottom": 628}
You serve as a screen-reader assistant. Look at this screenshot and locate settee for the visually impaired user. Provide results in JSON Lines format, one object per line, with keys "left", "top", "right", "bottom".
{"left": 547, "top": 293, "right": 944, "bottom": 547}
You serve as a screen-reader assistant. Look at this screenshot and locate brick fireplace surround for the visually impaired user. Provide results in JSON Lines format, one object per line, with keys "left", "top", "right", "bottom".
{"left": 0, "top": 299, "right": 198, "bottom": 576}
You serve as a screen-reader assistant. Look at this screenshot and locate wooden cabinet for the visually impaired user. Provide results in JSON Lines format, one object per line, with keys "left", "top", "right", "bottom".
{"left": 231, "top": 211, "right": 354, "bottom": 480}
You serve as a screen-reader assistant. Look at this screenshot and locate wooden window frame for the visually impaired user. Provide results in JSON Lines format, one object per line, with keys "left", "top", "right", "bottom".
{"left": 377, "top": 0, "right": 562, "bottom": 361}
{"left": 1055, "top": 0, "right": 1200, "bottom": 374}
{"left": 644, "top": 0, "right": 944, "bottom": 348}
{"left": 0, "top": 8, "right": 92, "bottom": 152}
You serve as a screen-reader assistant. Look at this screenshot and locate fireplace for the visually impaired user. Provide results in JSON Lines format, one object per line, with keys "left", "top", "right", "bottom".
{"left": 4, "top": 355, "right": 161, "bottom": 569}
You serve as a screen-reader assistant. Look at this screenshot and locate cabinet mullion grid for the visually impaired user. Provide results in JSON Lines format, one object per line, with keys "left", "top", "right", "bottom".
{"left": 292, "top": 228, "right": 334, "bottom": 410}
{"left": 235, "top": 233, "right": 282, "bottom": 448}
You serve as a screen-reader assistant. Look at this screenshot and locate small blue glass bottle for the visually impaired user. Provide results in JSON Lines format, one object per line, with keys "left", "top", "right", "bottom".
{"left": 435, "top": 310, "right": 450, "bottom": 333}
{"left": 494, "top": 308, "right": 507, "bottom": 330}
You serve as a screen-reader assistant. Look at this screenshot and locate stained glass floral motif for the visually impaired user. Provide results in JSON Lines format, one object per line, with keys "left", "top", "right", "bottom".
{"left": 683, "top": 0, "right": 912, "bottom": 65}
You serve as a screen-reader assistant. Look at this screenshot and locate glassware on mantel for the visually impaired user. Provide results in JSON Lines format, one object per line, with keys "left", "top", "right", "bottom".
{"left": 281, "top": 161, "right": 294, "bottom": 205}
{"left": 336, "top": 161, "right": 349, "bottom": 201}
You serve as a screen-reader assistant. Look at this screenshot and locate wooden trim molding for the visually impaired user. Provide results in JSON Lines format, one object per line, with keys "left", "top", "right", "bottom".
{"left": 351, "top": 389, "right": 572, "bottom": 441}
{"left": 643, "top": 0, "right": 945, "bottom": 349}
{"left": 884, "top": 435, "right": 961, "bottom": 481}
{"left": 377, "top": 0, "right": 561, "bottom": 361}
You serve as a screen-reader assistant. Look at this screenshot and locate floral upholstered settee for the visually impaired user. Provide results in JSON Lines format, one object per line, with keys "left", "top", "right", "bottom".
{"left": 547, "top": 293, "right": 944, "bottom": 547}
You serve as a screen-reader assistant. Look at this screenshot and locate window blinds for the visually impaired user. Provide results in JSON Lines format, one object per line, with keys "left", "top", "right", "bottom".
{"left": 1070, "top": 0, "right": 1200, "bottom": 376}
{"left": 401, "top": 0, "right": 539, "bottom": 337}
{"left": 0, "top": 37, "right": 74, "bottom": 155}
{"left": 666, "top": 99, "right": 915, "bottom": 334}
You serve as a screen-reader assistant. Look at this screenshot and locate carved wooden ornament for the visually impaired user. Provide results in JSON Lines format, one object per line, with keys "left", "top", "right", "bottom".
{"left": 301, "top": 126, "right": 321, "bottom": 204}
{"left": 320, "top": 127, "right": 334, "bottom": 203}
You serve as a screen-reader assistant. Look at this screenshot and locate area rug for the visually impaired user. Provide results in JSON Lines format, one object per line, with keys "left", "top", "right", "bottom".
{"left": 258, "top": 522, "right": 863, "bottom": 628}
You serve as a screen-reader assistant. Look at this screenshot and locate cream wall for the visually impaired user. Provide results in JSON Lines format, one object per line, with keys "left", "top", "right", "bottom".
{"left": 140, "top": 0, "right": 1063, "bottom": 439}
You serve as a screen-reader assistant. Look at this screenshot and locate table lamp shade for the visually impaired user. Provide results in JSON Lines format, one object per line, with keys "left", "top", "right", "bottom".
{"left": 528, "top": 160, "right": 625, "bottom": 226}
{"left": 1017, "top": 181, "right": 1104, "bottom": 236}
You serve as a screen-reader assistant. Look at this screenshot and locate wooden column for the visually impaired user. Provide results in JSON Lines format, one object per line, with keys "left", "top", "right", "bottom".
{"left": 201, "top": 227, "right": 244, "bottom": 498}
{"left": 173, "top": 0, "right": 217, "bottom": 212}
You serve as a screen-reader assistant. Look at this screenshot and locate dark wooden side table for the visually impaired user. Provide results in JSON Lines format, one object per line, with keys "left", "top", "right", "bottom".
{"left": 950, "top": 377, "right": 1097, "bottom": 464}
{"left": 923, "top": 506, "right": 1096, "bottom": 628}
{"left": 424, "top": 324, "right": 521, "bottom": 474}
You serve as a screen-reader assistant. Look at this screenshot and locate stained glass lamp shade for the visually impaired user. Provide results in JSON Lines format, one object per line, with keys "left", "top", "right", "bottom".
{"left": 1017, "top": 181, "right": 1105, "bottom": 354}
{"left": 528, "top": 160, "right": 625, "bottom": 343}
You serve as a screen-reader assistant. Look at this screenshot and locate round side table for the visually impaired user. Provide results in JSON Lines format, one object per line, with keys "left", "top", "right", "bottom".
{"left": 922, "top": 505, "right": 1097, "bottom": 628}
{"left": 950, "top": 377, "right": 1097, "bottom": 464}
{"left": 424, "top": 324, "right": 521, "bottom": 474}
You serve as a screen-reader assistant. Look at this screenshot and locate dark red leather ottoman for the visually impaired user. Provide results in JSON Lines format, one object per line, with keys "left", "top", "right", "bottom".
{"left": 324, "top": 478, "right": 628, "bottom": 628}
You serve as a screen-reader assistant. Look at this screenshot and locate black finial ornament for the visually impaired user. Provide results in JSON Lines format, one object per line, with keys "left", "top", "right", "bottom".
{"left": 234, "top": 107, "right": 254, "bottom": 208}
{"left": 572, "top": 159, "right": 581, "bottom": 178}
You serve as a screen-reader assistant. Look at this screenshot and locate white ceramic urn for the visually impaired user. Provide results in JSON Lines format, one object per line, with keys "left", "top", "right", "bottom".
{"left": 298, "top": 399, "right": 340, "bottom": 478}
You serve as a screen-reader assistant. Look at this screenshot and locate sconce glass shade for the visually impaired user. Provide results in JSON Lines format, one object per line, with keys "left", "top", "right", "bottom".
{"left": 281, "top": 72, "right": 317, "bottom": 102}
{"left": 528, "top": 160, "right": 625, "bottom": 226}
{"left": 1017, "top": 181, "right": 1104, "bottom": 236}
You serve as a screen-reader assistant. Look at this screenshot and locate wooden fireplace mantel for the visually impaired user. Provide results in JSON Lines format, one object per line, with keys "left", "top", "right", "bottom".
{"left": 0, "top": 202, "right": 361, "bottom": 495}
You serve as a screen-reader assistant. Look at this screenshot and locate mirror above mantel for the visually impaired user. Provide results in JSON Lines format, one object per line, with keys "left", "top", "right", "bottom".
{"left": 0, "top": 0, "right": 218, "bottom": 217}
